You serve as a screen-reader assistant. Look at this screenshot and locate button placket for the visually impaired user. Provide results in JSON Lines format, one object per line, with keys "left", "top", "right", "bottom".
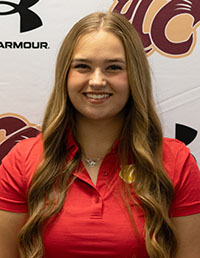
{"left": 95, "top": 196, "right": 100, "bottom": 203}
{"left": 90, "top": 193, "right": 103, "bottom": 219}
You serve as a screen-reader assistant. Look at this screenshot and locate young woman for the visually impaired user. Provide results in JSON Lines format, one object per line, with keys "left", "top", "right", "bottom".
{"left": 0, "top": 12, "right": 200, "bottom": 258}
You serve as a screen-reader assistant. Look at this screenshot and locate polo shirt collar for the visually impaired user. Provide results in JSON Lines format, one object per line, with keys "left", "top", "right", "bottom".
{"left": 66, "top": 130, "right": 135, "bottom": 184}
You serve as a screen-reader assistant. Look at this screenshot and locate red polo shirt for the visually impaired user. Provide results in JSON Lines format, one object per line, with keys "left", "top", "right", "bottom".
{"left": 0, "top": 132, "right": 200, "bottom": 258}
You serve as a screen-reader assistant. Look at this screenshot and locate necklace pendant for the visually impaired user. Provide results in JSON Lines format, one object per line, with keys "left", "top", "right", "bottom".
{"left": 85, "top": 158, "right": 97, "bottom": 167}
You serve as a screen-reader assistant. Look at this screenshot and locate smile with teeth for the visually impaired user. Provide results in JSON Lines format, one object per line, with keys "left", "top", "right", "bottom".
{"left": 84, "top": 93, "right": 111, "bottom": 100}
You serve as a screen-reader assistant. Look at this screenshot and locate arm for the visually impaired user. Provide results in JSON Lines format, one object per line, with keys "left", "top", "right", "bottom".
{"left": 0, "top": 210, "right": 28, "bottom": 258}
{"left": 172, "top": 213, "right": 200, "bottom": 258}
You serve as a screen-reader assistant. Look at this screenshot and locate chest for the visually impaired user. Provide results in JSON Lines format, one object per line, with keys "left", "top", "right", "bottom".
{"left": 42, "top": 165, "right": 148, "bottom": 258}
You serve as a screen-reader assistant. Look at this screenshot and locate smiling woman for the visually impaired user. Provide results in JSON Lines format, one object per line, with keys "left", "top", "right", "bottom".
{"left": 67, "top": 30, "right": 130, "bottom": 121}
{"left": 0, "top": 11, "right": 200, "bottom": 258}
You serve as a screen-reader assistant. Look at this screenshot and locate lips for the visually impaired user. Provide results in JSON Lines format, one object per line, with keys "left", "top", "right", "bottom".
{"left": 84, "top": 93, "right": 112, "bottom": 100}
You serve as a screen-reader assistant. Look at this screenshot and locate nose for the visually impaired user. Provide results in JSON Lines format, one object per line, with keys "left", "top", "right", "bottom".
{"left": 89, "top": 69, "right": 106, "bottom": 87}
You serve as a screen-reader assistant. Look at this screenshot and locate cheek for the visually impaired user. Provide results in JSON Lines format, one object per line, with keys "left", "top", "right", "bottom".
{"left": 122, "top": 90, "right": 131, "bottom": 108}
{"left": 67, "top": 71, "right": 87, "bottom": 92}
{"left": 117, "top": 81, "right": 130, "bottom": 100}
{"left": 114, "top": 73, "right": 129, "bottom": 92}
{"left": 120, "top": 84, "right": 130, "bottom": 107}
{"left": 66, "top": 84, "right": 73, "bottom": 102}
{"left": 67, "top": 72, "right": 77, "bottom": 97}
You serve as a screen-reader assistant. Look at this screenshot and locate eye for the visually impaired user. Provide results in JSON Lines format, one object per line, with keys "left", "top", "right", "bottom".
{"left": 74, "top": 63, "right": 90, "bottom": 70}
{"left": 107, "top": 64, "right": 123, "bottom": 71}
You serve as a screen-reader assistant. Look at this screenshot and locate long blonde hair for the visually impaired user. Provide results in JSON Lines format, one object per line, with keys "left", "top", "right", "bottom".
{"left": 18, "top": 12, "right": 177, "bottom": 258}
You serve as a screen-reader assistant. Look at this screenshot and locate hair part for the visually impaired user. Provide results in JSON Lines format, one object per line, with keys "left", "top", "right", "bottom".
{"left": 18, "top": 12, "right": 177, "bottom": 258}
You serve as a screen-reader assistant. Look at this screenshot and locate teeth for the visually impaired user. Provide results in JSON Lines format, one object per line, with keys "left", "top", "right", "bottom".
{"left": 86, "top": 93, "right": 110, "bottom": 99}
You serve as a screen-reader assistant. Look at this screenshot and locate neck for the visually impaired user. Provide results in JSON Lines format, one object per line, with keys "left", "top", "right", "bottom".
{"left": 76, "top": 114, "right": 124, "bottom": 159}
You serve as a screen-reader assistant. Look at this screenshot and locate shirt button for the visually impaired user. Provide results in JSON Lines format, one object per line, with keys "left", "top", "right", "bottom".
{"left": 95, "top": 196, "right": 100, "bottom": 203}
{"left": 103, "top": 171, "right": 108, "bottom": 176}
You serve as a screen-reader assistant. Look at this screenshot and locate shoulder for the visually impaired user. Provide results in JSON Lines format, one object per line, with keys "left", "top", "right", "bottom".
{"left": 162, "top": 137, "right": 199, "bottom": 196}
{"left": 162, "top": 138, "right": 200, "bottom": 216}
{"left": 4, "top": 134, "right": 43, "bottom": 161}
{"left": 162, "top": 137, "right": 199, "bottom": 176}
{"left": 0, "top": 134, "right": 43, "bottom": 212}
{"left": 1, "top": 134, "right": 43, "bottom": 184}
{"left": 162, "top": 138, "right": 193, "bottom": 175}
{"left": 14, "top": 133, "right": 43, "bottom": 153}
{"left": 162, "top": 137, "right": 190, "bottom": 158}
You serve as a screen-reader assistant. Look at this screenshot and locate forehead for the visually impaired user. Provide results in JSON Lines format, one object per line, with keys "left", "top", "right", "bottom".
{"left": 72, "top": 30, "right": 126, "bottom": 60}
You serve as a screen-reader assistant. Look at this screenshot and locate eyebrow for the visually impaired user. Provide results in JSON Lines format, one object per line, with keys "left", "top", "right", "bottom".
{"left": 71, "top": 58, "right": 126, "bottom": 64}
{"left": 71, "top": 58, "right": 92, "bottom": 64}
{"left": 105, "top": 58, "right": 126, "bottom": 64}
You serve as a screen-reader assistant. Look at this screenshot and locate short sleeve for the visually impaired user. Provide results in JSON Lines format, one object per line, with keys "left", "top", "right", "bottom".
{"left": 168, "top": 141, "right": 200, "bottom": 217}
{"left": 0, "top": 142, "right": 28, "bottom": 212}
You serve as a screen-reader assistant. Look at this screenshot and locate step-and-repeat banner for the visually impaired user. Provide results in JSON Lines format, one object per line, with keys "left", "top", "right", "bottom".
{"left": 0, "top": 0, "right": 199, "bottom": 164}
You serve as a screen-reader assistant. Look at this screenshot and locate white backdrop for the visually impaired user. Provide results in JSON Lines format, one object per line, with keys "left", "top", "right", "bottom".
{"left": 0, "top": 0, "right": 199, "bottom": 165}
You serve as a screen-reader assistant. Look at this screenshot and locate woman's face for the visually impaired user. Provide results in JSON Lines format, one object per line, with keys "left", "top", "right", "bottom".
{"left": 67, "top": 30, "right": 130, "bottom": 122}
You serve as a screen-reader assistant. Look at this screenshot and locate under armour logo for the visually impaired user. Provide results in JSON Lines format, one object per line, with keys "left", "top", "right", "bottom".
{"left": 0, "top": 0, "right": 43, "bottom": 32}
{"left": 176, "top": 123, "right": 198, "bottom": 145}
